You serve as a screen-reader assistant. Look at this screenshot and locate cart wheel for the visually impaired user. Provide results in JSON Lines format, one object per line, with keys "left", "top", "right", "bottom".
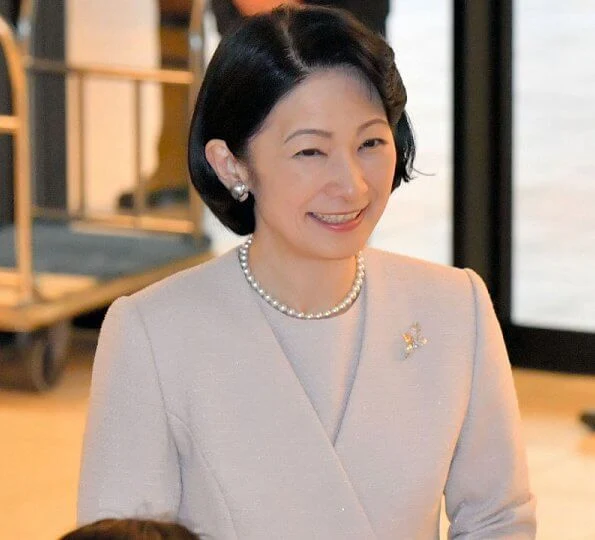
{"left": 0, "top": 321, "right": 71, "bottom": 392}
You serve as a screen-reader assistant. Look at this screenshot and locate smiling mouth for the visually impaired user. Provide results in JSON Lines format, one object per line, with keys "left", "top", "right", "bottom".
{"left": 309, "top": 209, "right": 363, "bottom": 224}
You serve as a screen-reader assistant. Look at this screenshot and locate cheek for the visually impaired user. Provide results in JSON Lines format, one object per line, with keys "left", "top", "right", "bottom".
{"left": 363, "top": 152, "right": 397, "bottom": 194}
{"left": 260, "top": 160, "right": 321, "bottom": 198}
{"left": 251, "top": 168, "right": 310, "bottom": 220}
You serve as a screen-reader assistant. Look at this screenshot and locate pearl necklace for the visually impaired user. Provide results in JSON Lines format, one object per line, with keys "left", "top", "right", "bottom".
{"left": 238, "top": 236, "right": 365, "bottom": 320}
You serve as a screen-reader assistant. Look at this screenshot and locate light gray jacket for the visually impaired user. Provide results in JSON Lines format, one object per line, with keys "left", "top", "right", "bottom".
{"left": 78, "top": 248, "right": 536, "bottom": 539}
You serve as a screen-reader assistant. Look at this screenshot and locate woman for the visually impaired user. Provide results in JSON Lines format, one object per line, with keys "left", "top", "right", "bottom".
{"left": 78, "top": 6, "right": 536, "bottom": 539}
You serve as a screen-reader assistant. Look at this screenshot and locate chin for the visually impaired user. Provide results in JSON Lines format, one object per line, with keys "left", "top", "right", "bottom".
{"left": 306, "top": 235, "right": 370, "bottom": 261}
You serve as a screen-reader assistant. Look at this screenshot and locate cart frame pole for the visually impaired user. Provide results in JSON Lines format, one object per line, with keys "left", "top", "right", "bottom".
{"left": 0, "top": 16, "right": 34, "bottom": 304}
{"left": 188, "top": 0, "right": 207, "bottom": 239}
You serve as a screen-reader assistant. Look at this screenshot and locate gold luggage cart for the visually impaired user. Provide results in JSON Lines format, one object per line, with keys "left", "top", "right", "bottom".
{"left": 0, "top": 0, "right": 211, "bottom": 390}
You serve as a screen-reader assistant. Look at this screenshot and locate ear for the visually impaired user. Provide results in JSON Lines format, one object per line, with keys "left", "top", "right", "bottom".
{"left": 204, "top": 139, "right": 250, "bottom": 191}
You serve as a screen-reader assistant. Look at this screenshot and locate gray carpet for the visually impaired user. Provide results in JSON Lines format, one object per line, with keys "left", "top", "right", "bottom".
{"left": 0, "top": 221, "right": 210, "bottom": 280}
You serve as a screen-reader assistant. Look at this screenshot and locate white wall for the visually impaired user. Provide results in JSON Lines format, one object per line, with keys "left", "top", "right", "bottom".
{"left": 66, "top": 0, "right": 161, "bottom": 212}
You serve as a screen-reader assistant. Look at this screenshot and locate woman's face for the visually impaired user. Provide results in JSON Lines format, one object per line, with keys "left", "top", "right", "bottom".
{"left": 245, "top": 68, "right": 397, "bottom": 261}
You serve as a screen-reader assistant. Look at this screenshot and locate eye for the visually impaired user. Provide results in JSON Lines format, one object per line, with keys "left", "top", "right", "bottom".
{"left": 294, "top": 148, "right": 325, "bottom": 157}
{"left": 360, "top": 138, "right": 387, "bottom": 150}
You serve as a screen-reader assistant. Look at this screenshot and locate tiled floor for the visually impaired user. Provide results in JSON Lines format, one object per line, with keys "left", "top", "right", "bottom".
{"left": 0, "top": 332, "right": 593, "bottom": 539}
{"left": 514, "top": 371, "right": 595, "bottom": 539}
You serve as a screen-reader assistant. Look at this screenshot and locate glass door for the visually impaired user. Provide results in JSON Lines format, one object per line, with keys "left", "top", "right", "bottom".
{"left": 513, "top": 0, "right": 595, "bottom": 333}
{"left": 452, "top": 0, "right": 594, "bottom": 374}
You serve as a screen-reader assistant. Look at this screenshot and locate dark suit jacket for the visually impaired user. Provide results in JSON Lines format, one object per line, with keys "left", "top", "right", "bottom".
{"left": 211, "top": 0, "right": 390, "bottom": 36}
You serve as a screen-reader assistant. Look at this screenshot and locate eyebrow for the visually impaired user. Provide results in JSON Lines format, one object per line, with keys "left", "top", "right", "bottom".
{"left": 283, "top": 118, "right": 389, "bottom": 144}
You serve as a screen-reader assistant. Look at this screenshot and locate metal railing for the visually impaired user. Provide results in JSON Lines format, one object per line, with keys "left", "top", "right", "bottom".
{"left": 0, "top": 0, "right": 207, "bottom": 306}
{"left": 26, "top": 57, "right": 198, "bottom": 234}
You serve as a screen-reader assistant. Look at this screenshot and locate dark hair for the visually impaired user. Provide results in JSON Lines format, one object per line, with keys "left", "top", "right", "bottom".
{"left": 59, "top": 519, "right": 199, "bottom": 540}
{"left": 188, "top": 4, "right": 415, "bottom": 235}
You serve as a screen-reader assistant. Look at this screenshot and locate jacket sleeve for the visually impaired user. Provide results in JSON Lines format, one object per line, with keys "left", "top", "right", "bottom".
{"left": 77, "top": 296, "right": 181, "bottom": 525}
{"left": 444, "top": 270, "right": 536, "bottom": 539}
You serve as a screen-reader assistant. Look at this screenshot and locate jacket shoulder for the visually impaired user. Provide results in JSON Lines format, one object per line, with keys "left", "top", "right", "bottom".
{"left": 366, "top": 247, "right": 471, "bottom": 292}
{"left": 125, "top": 248, "right": 238, "bottom": 312}
{"left": 365, "top": 248, "right": 496, "bottom": 337}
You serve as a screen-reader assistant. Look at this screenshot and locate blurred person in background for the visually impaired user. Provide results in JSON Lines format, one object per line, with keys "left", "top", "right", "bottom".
{"left": 213, "top": 0, "right": 390, "bottom": 35}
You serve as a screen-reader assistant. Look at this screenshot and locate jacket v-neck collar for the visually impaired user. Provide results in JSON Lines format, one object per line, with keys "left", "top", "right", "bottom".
{"left": 227, "top": 247, "right": 419, "bottom": 536}
{"left": 255, "top": 279, "right": 367, "bottom": 447}
{"left": 201, "top": 250, "right": 378, "bottom": 538}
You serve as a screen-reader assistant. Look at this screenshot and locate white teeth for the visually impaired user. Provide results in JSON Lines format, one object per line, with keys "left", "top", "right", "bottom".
{"left": 311, "top": 210, "right": 361, "bottom": 224}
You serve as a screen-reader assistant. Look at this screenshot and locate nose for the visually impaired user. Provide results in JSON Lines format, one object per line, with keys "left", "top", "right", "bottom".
{"left": 327, "top": 152, "right": 369, "bottom": 200}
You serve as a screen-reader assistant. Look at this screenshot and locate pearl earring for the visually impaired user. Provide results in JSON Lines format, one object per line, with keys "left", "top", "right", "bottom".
{"left": 230, "top": 181, "right": 249, "bottom": 202}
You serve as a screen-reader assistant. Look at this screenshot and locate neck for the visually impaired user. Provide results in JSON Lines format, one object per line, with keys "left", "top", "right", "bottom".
{"left": 246, "top": 235, "right": 360, "bottom": 315}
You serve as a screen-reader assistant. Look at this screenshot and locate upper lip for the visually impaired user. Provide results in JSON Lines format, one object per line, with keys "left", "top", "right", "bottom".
{"left": 310, "top": 207, "right": 366, "bottom": 216}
